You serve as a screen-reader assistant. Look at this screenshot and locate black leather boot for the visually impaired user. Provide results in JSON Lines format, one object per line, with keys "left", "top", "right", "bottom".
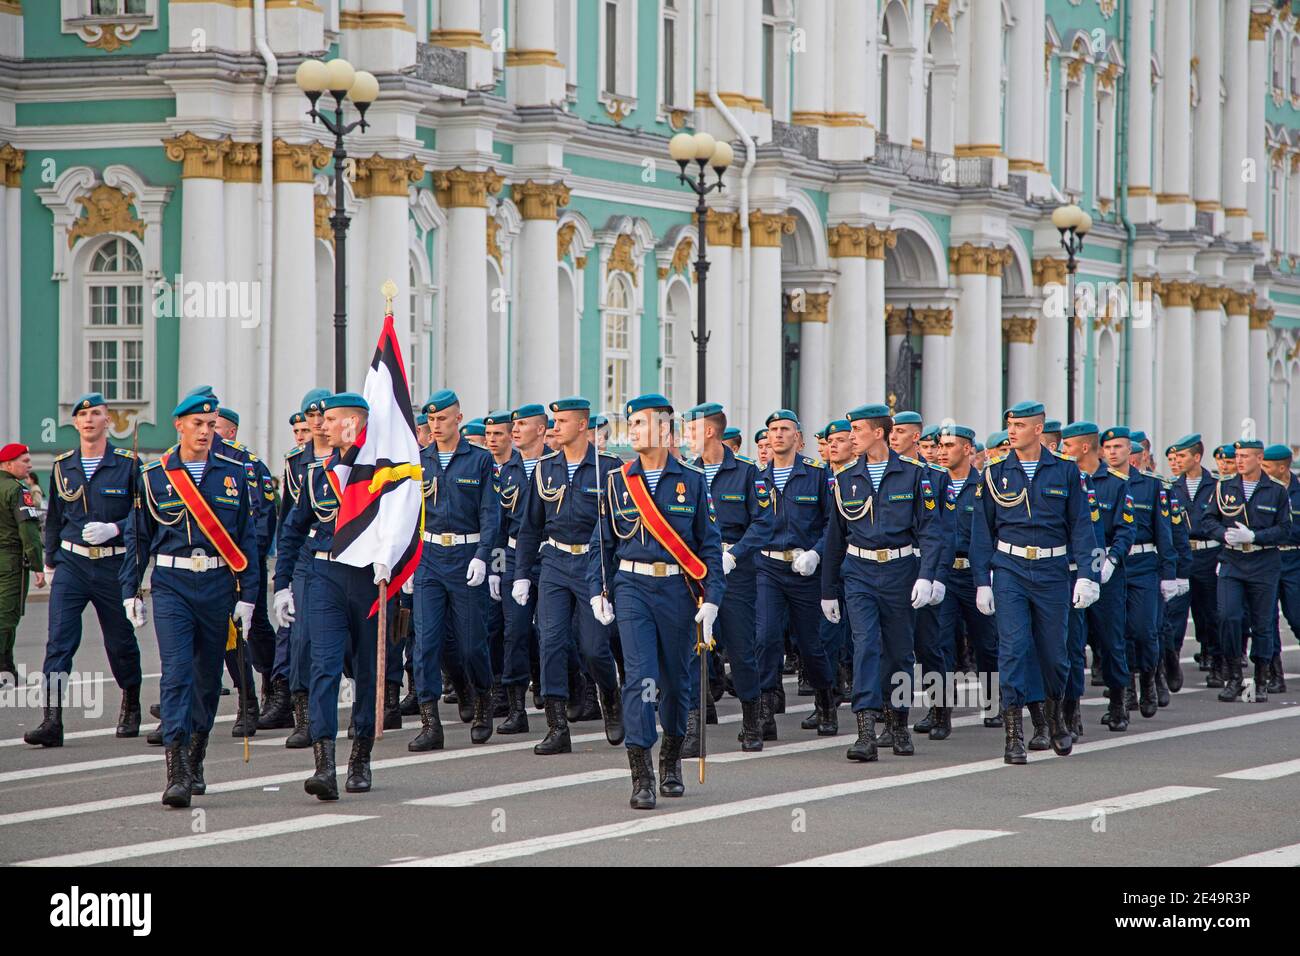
{"left": 773, "top": 683, "right": 786, "bottom": 714}
{"left": 150, "top": 702, "right": 160, "bottom": 718}
{"left": 408, "top": 699, "right": 444, "bottom": 751}
{"left": 1268, "top": 655, "right": 1286, "bottom": 693}
{"left": 628, "top": 746, "right": 656, "bottom": 810}
{"left": 382, "top": 681, "right": 402, "bottom": 730}
{"left": 305, "top": 738, "right": 339, "bottom": 800}
{"left": 451, "top": 675, "right": 474, "bottom": 723}
{"left": 600, "top": 683, "right": 624, "bottom": 745}
{"left": 681, "top": 708, "right": 701, "bottom": 758}
{"left": 534, "top": 697, "right": 571, "bottom": 755}
{"left": 442, "top": 667, "right": 458, "bottom": 704}
{"left": 147, "top": 721, "right": 164, "bottom": 746}
{"left": 571, "top": 677, "right": 601, "bottom": 722}
{"left": 1154, "top": 664, "right": 1170, "bottom": 707}
{"left": 1104, "top": 690, "right": 1129, "bottom": 731}
{"left": 737, "top": 698, "right": 763, "bottom": 752}
{"left": 760, "top": 690, "right": 778, "bottom": 740}
{"left": 846, "top": 710, "right": 878, "bottom": 762}
{"left": 24, "top": 702, "right": 63, "bottom": 747}
{"left": 800, "top": 705, "right": 820, "bottom": 730}
{"left": 1090, "top": 663, "right": 1105, "bottom": 686}
{"left": 815, "top": 687, "right": 838, "bottom": 736}
{"left": 497, "top": 684, "right": 530, "bottom": 734}
{"left": 1027, "top": 702, "right": 1050, "bottom": 751}
{"left": 1253, "top": 660, "right": 1270, "bottom": 702}
{"left": 1206, "top": 655, "right": 1225, "bottom": 688}
{"left": 912, "top": 706, "right": 936, "bottom": 734}
{"left": 399, "top": 665, "right": 418, "bottom": 716}
{"left": 1062, "top": 697, "right": 1082, "bottom": 741}
{"left": 116, "top": 684, "right": 141, "bottom": 738}
{"left": 877, "top": 709, "right": 896, "bottom": 748}
{"left": 658, "top": 735, "right": 685, "bottom": 797}
{"left": 285, "top": 691, "right": 311, "bottom": 748}
{"left": 982, "top": 709, "right": 1004, "bottom": 728}
{"left": 797, "top": 663, "right": 814, "bottom": 697}
{"left": 1164, "top": 648, "right": 1184, "bottom": 692}
{"left": 929, "top": 706, "right": 952, "bottom": 741}
{"left": 162, "top": 739, "right": 192, "bottom": 808}
{"left": 231, "top": 692, "right": 259, "bottom": 737}
{"left": 1043, "top": 697, "right": 1073, "bottom": 756}
{"left": 187, "top": 730, "right": 209, "bottom": 795}
{"left": 705, "top": 693, "right": 718, "bottom": 724}
{"left": 345, "top": 735, "right": 374, "bottom": 793}
{"left": 470, "top": 687, "right": 493, "bottom": 744}
{"left": 1002, "top": 707, "right": 1027, "bottom": 765}
{"left": 838, "top": 662, "right": 853, "bottom": 702}
{"left": 1124, "top": 676, "right": 1138, "bottom": 714}
{"left": 1138, "top": 671, "right": 1158, "bottom": 717}
{"left": 491, "top": 681, "right": 509, "bottom": 718}
{"left": 890, "top": 711, "right": 914, "bottom": 755}
{"left": 257, "top": 676, "right": 294, "bottom": 729}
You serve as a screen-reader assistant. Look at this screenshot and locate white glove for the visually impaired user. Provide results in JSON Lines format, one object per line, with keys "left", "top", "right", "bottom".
{"left": 820, "top": 599, "right": 841, "bottom": 624}
{"left": 272, "top": 588, "right": 296, "bottom": 628}
{"left": 466, "top": 557, "right": 487, "bottom": 587}
{"left": 976, "top": 586, "right": 996, "bottom": 616}
{"left": 722, "top": 550, "right": 737, "bottom": 575}
{"left": 694, "top": 602, "right": 719, "bottom": 647}
{"left": 590, "top": 595, "right": 615, "bottom": 626}
{"left": 910, "top": 578, "right": 934, "bottom": 609}
{"left": 1159, "top": 579, "right": 1179, "bottom": 602}
{"left": 123, "top": 597, "right": 147, "bottom": 629}
{"left": 402, "top": 576, "right": 414, "bottom": 595}
{"left": 488, "top": 574, "right": 501, "bottom": 602}
{"left": 233, "top": 600, "right": 254, "bottom": 634}
{"left": 791, "top": 549, "right": 820, "bottom": 576}
{"left": 1072, "top": 578, "right": 1100, "bottom": 610}
{"left": 1100, "top": 557, "right": 1115, "bottom": 585}
{"left": 373, "top": 563, "right": 391, "bottom": 585}
{"left": 1175, "top": 578, "right": 1189, "bottom": 596}
{"left": 512, "top": 578, "right": 531, "bottom": 606}
{"left": 82, "top": 521, "right": 119, "bottom": 546}
{"left": 1224, "top": 521, "right": 1255, "bottom": 546}
{"left": 928, "top": 581, "right": 946, "bottom": 606}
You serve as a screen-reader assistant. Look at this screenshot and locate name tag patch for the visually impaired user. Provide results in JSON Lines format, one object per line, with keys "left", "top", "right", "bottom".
{"left": 667, "top": 504, "right": 695, "bottom": 515}
{"left": 100, "top": 488, "right": 126, "bottom": 496}
{"left": 455, "top": 478, "right": 480, "bottom": 486}
{"left": 888, "top": 493, "right": 913, "bottom": 502}
{"left": 1043, "top": 487, "right": 1067, "bottom": 498}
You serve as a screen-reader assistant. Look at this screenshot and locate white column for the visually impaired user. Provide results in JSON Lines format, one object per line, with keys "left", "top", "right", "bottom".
{"left": 360, "top": 157, "right": 420, "bottom": 371}
{"left": 829, "top": 0, "right": 870, "bottom": 160}
{"left": 701, "top": 214, "right": 735, "bottom": 411}
{"left": 223, "top": 147, "right": 260, "bottom": 444}
{"left": 1222, "top": 295, "right": 1251, "bottom": 438}
{"left": 1222, "top": 0, "right": 1252, "bottom": 241}
{"left": 749, "top": 210, "right": 789, "bottom": 423}
{"left": 1249, "top": 306, "right": 1271, "bottom": 430}
{"left": 959, "top": 0, "right": 1003, "bottom": 157}
{"left": 795, "top": 297, "right": 830, "bottom": 435}
{"left": 1247, "top": 9, "right": 1269, "bottom": 244}
{"left": 0, "top": 150, "right": 13, "bottom": 439}
{"left": 1159, "top": 3, "right": 1194, "bottom": 231}
{"left": 828, "top": 224, "right": 870, "bottom": 415}
{"left": 907, "top": 0, "right": 925, "bottom": 148}
{"left": 1128, "top": 281, "right": 1156, "bottom": 432}
{"left": 512, "top": 181, "right": 569, "bottom": 403}
{"left": 862, "top": 241, "right": 889, "bottom": 402}
{"left": 1159, "top": 284, "right": 1196, "bottom": 445}
{"left": 431, "top": 0, "right": 493, "bottom": 89}
{"left": 950, "top": 246, "right": 989, "bottom": 435}
{"left": 1006, "top": 0, "right": 1037, "bottom": 170}
{"left": 1035, "top": 258, "right": 1068, "bottom": 423}
{"left": 508, "top": 0, "right": 565, "bottom": 106}
{"left": 792, "top": 0, "right": 827, "bottom": 122}
{"left": 919, "top": 309, "right": 952, "bottom": 425}
{"left": 1004, "top": 317, "right": 1036, "bottom": 407}
{"left": 1030, "top": 0, "right": 1047, "bottom": 171}
{"left": 862, "top": 0, "right": 879, "bottom": 142}
{"left": 1192, "top": 0, "right": 1223, "bottom": 224}
{"left": 1127, "top": 0, "right": 1155, "bottom": 222}
{"left": 354, "top": 0, "right": 416, "bottom": 70}
{"left": 985, "top": 249, "right": 1008, "bottom": 427}
{"left": 1192, "top": 286, "right": 1225, "bottom": 439}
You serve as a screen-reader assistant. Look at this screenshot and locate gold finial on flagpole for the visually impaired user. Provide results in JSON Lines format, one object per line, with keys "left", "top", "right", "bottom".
{"left": 381, "top": 278, "right": 398, "bottom": 315}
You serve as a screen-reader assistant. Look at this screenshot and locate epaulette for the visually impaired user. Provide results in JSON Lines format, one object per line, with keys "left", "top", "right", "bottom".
{"left": 1108, "top": 468, "right": 1127, "bottom": 479}
{"left": 1053, "top": 449, "right": 1077, "bottom": 462}
{"left": 599, "top": 450, "right": 622, "bottom": 462}
{"left": 1142, "top": 469, "right": 1159, "bottom": 480}
{"left": 802, "top": 456, "right": 824, "bottom": 469}
{"left": 900, "top": 455, "right": 923, "bottom": 467}
{"left": 285, "top": 445, "right": 306, "bottom": 460}
{"left": 213, "top": 451, "right": 243, "bottom": 467}
{"left": 224, "top": 439, "right": 246, "bottom": 451}
{"left": 987, "top": 454, "right": 1007, "bottom": 466}
{"left": 113, "top": 447, "right": 136, "bottom": 459}
{"left": 736, "top": 454, "right": 756, "bottom": 465}
{"left": 53, "top": 449, "right": 75, "bottom": 462}
{"left": 928, "top": 462, "right": 946, "bottom": 472}
{"left": 142, "top": 458, "right": 163, "bottom": 472}
{"left": 1268, "top": 474, "right": 1290, "bottom": 488}
{"left": 540, "top": 449, "right": 561, "bottom": 461}
{"left": 679, "top": 460, "right": 705, "bottom": 475}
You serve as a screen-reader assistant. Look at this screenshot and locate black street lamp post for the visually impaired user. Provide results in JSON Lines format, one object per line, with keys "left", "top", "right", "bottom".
{"left": 1053, "top": 203, "right": 1092, "bottom": 424}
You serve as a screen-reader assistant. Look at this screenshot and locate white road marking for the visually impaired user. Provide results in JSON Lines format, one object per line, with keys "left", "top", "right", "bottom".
{"left": 0, "top": 754, "right": 161, "bottom": 784}
{"left": 1021, "top": 785, "right": 1217, "bottom": 821}
{"left": 13, "top": 814, "right": 376, "bottom": 867}
{"left": 783, "top": 829, "right": 1015, "bottom": 866}
{"left": 1211, "top": 842, "right": 1300, "bottom": 867}
{"left": 1217, "top": 757, "right": 1300, "bottom": 780}
{"left": 389, "top": 706, "right": 1300, "bottom": 867}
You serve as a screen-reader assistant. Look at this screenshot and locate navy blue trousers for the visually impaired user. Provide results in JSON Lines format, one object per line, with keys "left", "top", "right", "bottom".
{"left": 840, "top": 555, "right": 917, "bottom": 715}
{"left": 990, "top": 562, "right": 1070, "bottom": 708}
{"left": 306, "top": 558, "right": 381, "bottom": 741}
{"left": 502, "top": 548, "right": 538, "bottom": 687}
{"left": 151, "top": 566, "right": 234, "bottom": 746}
{"left": 938, "top": 568, "right": 998, "bottom": 709}
{"left": 1219, "top": 572, "right": 1279, "bottom": 663}
{"left": 537, "top": 550, "right": 618, "bottom": 698}
{"left": 613, "top": 572, "right": 693, "bottom": 749}
{"left": 756, "top": 556, "right": 834, "bottom": 694}
{"left": 413, "top": 544, "right": 493, "bottom": 703}
{"left": 43, "top": 553, "right": 141, "bottom": 691}
{"left": 1087, "top": 567, "right": 1131, "bottom": 692}
{"left": 1124, "top": 569, "right": 1162, "bottom": 674}
{"left": 689, "top": 557, "right": 761, "bottom": 704}
{"left": 288, "top": 557, "right": 312, "bottom": 693}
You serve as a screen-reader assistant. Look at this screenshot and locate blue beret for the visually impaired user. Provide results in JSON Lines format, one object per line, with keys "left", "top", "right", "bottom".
{"left": 825, "top": 419, "right": 852, "bottom": 437}
{"left": 893, "top": 411, "right": 923, "bottom": 426}
{"left": 1168, "top": 433, "right": 1201, "bottom": 453}
{"left": 73, "top": 392, "right": 106, "bottom": 412}
{"left": 217, "top": 407, "right": 239, "bottom": 425}
{"left": 920, "top": 425, "right": 940, "bottom": 441}
{"left": 1130, "top": 430, "right": 1148, "bottom": 444}
{"left": 682, "top": 402, "right": 725, "bottom": 421}
{"left": 986, "top": 430, "right": 1009, "bottom": 448}
{"left": 1060, "top": 420, "right": 1099, "bottom": 440}
{"left": 184, "top": 384, "right": 217, "bottom": 399}
{"left": 512, "top": 403, "right": 546, "bottom": 422}
{"left": 549, "top": 395, "right": 591, "bottom": 413}
{"left": 939, "top": 424, "right": 976, "bottom": 441}
{"left": 547, "top": 418, "right": 555, "bottom": 429}
{"left": 1234, "top": 439, "right": 1264, "bottom": 450}
{"left": 289, "top": 411, "right": 307, "bottom": 426}
{"left": 322, "top": 392, "right": 369, "bottom": 412}
{"left": 813, "top": 429, "right": 826, "bottom": 440}
{"left": 1130, "top": 441, "right": 1145, "bottom": 455}
{"left": 460, "top": 418, "right": 485, "bottom": 437}
{"left": 846, "top": 403, "right": 892, "bottom": 421}
{"left": 415, "top": 413, "right": 428, "bottom": 426}
{"left": 754, "top": 428, "right": 768, "bottom": 443}
{"left": 423, "top": 389, "right": 459, "bottom": 414}
{"left": 483, "top": 409, "right": 513, "bottom": 427}
{"left": 1005, "top": 401, "right": 1045, "bottom": 419}
{"left": 173, "top": 392, "right": 220, "bottom": 418}
{"left": 1215, "top": 444, "right": 1236, "bottom": 459}
{"left": 301, "top": 388, "right": 332, "bottom": 414}
{"left": 625, "top": 393, "right": 673, "bottom": 417}
{"left": 723, "top": 427, "right": 742, "bottom": 441}
{"left": 765, "top": 408, "right": 800, "bottom": 428}
{"left": 1100, "top": 425, "right": 1131, "bottom": 444}
{"left": 588, "top": 414, "right": 609, "bottom": 429}
{"left": 973, "top": 442, "right": 985, "bottom": 453}
{"left": 1043, "top": 420, "right": 1062, "bottom": 434}
{"left": 1264, "top": 443, "right": 1293, "bottom": 461}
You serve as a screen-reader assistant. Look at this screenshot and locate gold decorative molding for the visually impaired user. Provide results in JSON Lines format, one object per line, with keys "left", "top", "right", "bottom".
{"left": 1098, "top": 197, "right": 1113, "bottom": 215}
{"left": 865, "top": 225, "right": 898, "bottom": 260}
{"left": 1045, "top": 41, "right": 1055, "bottom": 72}
{"left": 748, "top": 210, "right": 796, "bottom": 248}
{"left": 340, "top": 10, "right": 415, "bottom": 32}
{"left": 1156, "top": 193, "right": 1192, "bottom": 204}
{"left": 1224, "top": 207, "right": 1249, "bottom": 218}
{"left": 791, "top": 110, "right": 868, "bottom": 128}
{"left": 931, "top": 0, "right": 953, "bottom": 30}
{"left": 949, "top": 243, "right": 991, "bottom": 276}
{"left": 314, "top": 193, "right": 333, "bottom": 246}
{"left": 668, "top": 109, "right": 689, "bottom": 130}
{"left": 694, "top": 90, "right": 767, "bottom": 113}
{"left": 785, "top": 291, "right": 831, "bottom": 324}
{"left": 222, "top": 141, "right": 260, "bottom": 184}
{"left": 433, "top": 167, "right": 504, "bottom": 208}
{"left": 1160, "top": 281, "right": 1197, "bottom": 308}
{"left": 1003, "top": 316, "right": 1037, "bottom": 344}
{"left": 0, "top": 144, "right": 24, "bottom": 189}
{"left": 1249, "top": 10, "right": 1273, "bottom": 41}
{"left": 607, "top": 234, "right": 640, "bottom": 283}
{"left": 514, "top": 180, "right": 571, "bottom": 220}
{"left": 486, "top": 218, "right": 503, "bottom": 270}
{"left": 1066, "top": 57, "right": 1085, "bottom": 84}
{"left": 1127, "top": 185, "right": 1153, "bottom": 197}
{"left": 354, "top": 155, "right": 425, "bottom": 198}
{"left": 1224, "top": 290, "right": 1255, "bottom": 316}
{"left": 658, "top": 237, "right": 694, "bottom": 280}
{"left": 603, "top": 99, "right": 632, "bottom": 124}
{"left": 984, "top": 246, "right": 1014, "bottom": 278}
{"left": 1096, "top": 0, "right": 1117, "bottom": 19}
{"left": 575, "top": 255, "right": 588, "bottom": 269}
{"left": 1194, "top": 200, "right": 1221, "bottom": 212}
{"left": 694, "top": 211, "right": 739, "bottom": 247}
{"left": 557, "top": 221, "right": 577, "bottom": 261}
{"left": 505, "top": 49, "right": 563, "bottom": 68}
{"left": 163, "top": 131, "right": 231, "bottom": 180}
{"left": 827, "top": 223, "right": 867, "bottom": 258}
{"left": 428, "top": 27, "right": 489, "bottom": 50}
{"left": 272, "top": 138, "right": 331, "bottom": 184}
{"left": 916, "top": 307, "right": 953, "bottom": 337}
{"left": 0, "top": 2, "right": 21, "bottom": 15}
{"left": 1192, "top": 285, "right": 1227, "bottom": 311}
{"left": 1249, "top": 305, "right": 1274, "bottom": 330}
{"left": 1032, "top": 256, "right": 1068, "bottom": 286}
{"left": 68, "top": 184, "right": 144, "bottom": 249}
{"left": 1097, "top": 62, "right": 1119, "bottom": 92}
{"left": 885, "top": 305, "right": 904, "bottom": 337}
{"left": 954, "top": 144, "right": 1004, "bottom": 158}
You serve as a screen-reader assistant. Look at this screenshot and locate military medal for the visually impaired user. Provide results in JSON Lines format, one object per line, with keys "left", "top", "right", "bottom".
{"left": 676, "top": 481, "right": 686, "bottom": 503}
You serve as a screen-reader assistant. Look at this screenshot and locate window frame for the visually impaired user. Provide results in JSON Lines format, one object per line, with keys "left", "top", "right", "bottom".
{"left": 83, "top": 237, "right": 146, "bottom": 404}
{"left": 602, "top": 273, "right": 635, "bottom": 435}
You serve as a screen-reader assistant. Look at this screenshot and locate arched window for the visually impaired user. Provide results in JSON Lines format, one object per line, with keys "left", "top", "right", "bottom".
{"left": 602, "top": 274, "right": 633, "bottom": 425}
{"left": 408, "top": 258, "right": 422, "bottom": 403}
{"left": 879, "top": 14, "right": 892, "bottom": 141}
{"left": 660, "top": 280, "right": 692, "bottom": 407}
{"left": 1270, "top": 165, "right": 1283, "bottom": 250}
{"left": 1272, "top": 30, "right": 1285, "bottom": 91}
{"left": 1062, "top": 68, "right": 1083, "bottom": 195}
{"left": 1292, "top": 37, "right": 1300, "bottom": 98}
{"left": 85, "top": 237, "right": 145, "bottom": 401}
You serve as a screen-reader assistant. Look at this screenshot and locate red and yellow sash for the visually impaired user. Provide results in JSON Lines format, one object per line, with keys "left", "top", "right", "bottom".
{"left": 162, "top": 452, "right": 249, "bottom": 574}
{"left": 621, "top": 461, "right": 707, "bottom": 580}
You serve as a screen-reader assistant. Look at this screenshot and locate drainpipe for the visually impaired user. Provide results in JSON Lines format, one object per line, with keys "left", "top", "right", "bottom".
{"left": 708, "top": 0, "right": 754, "bottom": 428}
{"left": 254, "top": 0, "right": 277, "bottom": 456}
{"left": 1117, "top": 0, "right": 1137, "bottom": 425}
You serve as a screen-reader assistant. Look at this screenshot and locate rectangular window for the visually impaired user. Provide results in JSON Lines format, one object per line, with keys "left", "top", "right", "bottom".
{"left": 91, "top": 0, "right": 146, "bottom": 14}
{"left": 663, "top": 16, "right": 676, "bottom": 105}
{"left": 662, "top": 364, "right": 674, "bottom": 406}
{"left": 604, "top": 312, "right": 630, "bottom": 416}
{"left": 762, "top": 23, "right": 774, "bottom": 109}
{"left": 604, "top": 1, "right": 618, "bottom": 94}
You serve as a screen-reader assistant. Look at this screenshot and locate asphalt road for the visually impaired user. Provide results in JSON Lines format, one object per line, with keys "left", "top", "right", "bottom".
{"left": 2, "top": 600, "right": 1298, "bottom": 868}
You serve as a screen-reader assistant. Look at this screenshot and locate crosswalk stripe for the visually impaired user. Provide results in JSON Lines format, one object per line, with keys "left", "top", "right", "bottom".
{"left": 1211, "top": 842, "right": 1300, "bottom": 867}
{"left": 1217, "top": 758, "right": 1300, "bottom": 781}
{"left": 0, "top": 754, "right": 161, "bottom": 785}
{"left": 1020, "top": 785, "right": 1217, "bottom": 821}
{"left": 783, "top": 829, "right": 1015, "bottom": 866}
{"left": 388, "top": 706, "right": 1300, "bottom": 867}
{"left": 13, "top": 814, "right": 376, "bottom": 867}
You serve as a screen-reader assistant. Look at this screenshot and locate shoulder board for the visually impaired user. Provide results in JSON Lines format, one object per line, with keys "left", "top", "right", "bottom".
{"left": 113, "top": 447, "right": 136, "bottom": 459}
{"left": 802, "top": 457, "right": 824, "bottom": 469}
{"left": 599, "top": 451, "right": 622, "bottom": 462}
{"left": 1108, "top": 468, "right": 1127, "bottom": 479}
{"left": 1141, "top": 469, "right": 1158, "bottom": 480}
{"left": 899, "top": 455, "right": 923, "bottom": 467}
{"left": 987, "top": 454, "right": 1007, "bottom": 466}
{"left": 1269, "top": 474, "right": 1290, "bottom": 488}
{"left": 736, "top": 454, "right": 756, "bottom": 465}
{"left": 246, "top": 451, "right": 261, "bottom": 463}
{"left": 540, "top": 449, "right": 561, "bottom": 461}
{"left": 142, "top": 458, "right": 163, "bottom": 472}
{"left": 1053, "top": 450, "right": 1076, "bottom": 462}
{"left": 285, "top": 445, "right": 306, "bottom": 460}
{"left": 213, "top": 451, "right": 243, "bottom": 467}
{"left": 679, "top": 460, "right": 704, "bottom": 475}
{"left": 224, "top": 439, "right": 246, "bottom": 451}
{"left": 928, "top": 462, "right": 946, "bottom": 472}
{"left": 54, "top": 449, "right": 75, "bottom": 461}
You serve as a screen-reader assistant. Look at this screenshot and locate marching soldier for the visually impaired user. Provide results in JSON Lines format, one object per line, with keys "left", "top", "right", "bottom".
{"left": 588, "top": 393, "right": 724, "bottom": 810}
{"left": 121, "top": 390, "right": 259, "bottom": 808}
{"left": 485, "top": 409, "right": 532, "bottom": 733}
{"left": 918, "top": 425, "right": 940, "bottom": 465}
{"left": 513, "top": 396, "right": 624, "bottom": 754}
{"left": 0, "top": 444, "right": 46, "bottom": 684}
{"left": 754, "top": 428, "right": 770, "bottom": 469}
{"left": 1042, "top": 420, "right": 1063, "bottom": 451}
{"left": 1163, "top": 434, "right": 1222, "bottom": 686}
{"left": 25, "top": 393, "right": 143, "bottom": 748}
{"left": 889, "top": 411, "right": 922, "bottom": 457}
{"left": 290, "top": 411, "right": 311, "bottom": 448}
{"left": 1261, "top": 443, "right": 1298, "bottom": 692}
{"left": 681, "top": 402, "right": 774, "bottom": 753}
{"left": 509, "top": 403, "right": 550, "bottom": 711}
{"left": 1202, "top": 439, "right": 1292, "bottom": 700}
{"left": 970, "top": 402, "right": 1099, "bottom": 764}
{"left": 819, "top": 420, "right": 856, "bottom": 704}
{"left": 821, "top": 404, "right": 947, "bottom": 762}
{"left": 722, "top": 427, "right": 743, "bottom": 455}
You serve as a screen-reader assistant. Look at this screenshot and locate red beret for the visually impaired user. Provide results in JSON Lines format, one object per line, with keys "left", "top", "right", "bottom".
{"left": 0, "top": 443, "right": 28, "bottom": 463}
